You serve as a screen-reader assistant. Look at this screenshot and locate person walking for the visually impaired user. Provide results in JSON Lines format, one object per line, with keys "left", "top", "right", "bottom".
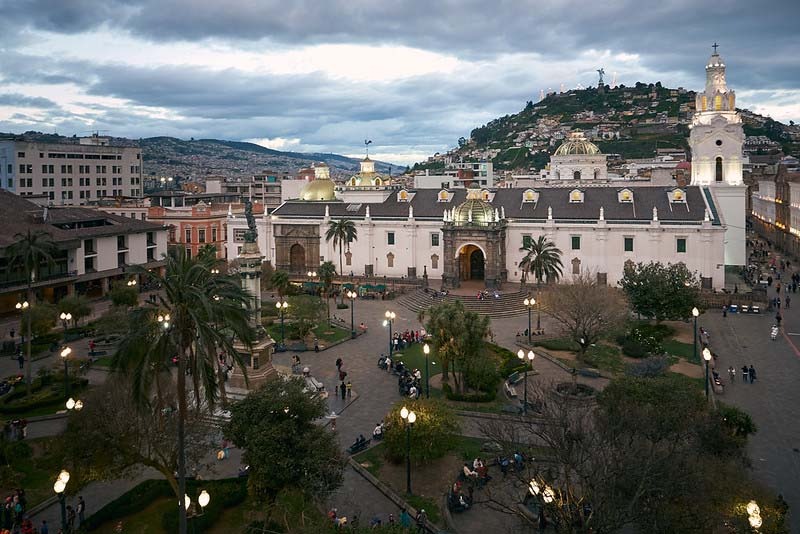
{"left": 728, "top": 366, "right": 735, "bottom": 381}
{"left": 16, "top": 353, "right": 23, "bottom": 370}
{"left": 346, "top": 380, "right": 352, "bottom": 398}
{"left": 340, "top": 381, "right": 346, "bottom": 400}
{"left": 39, "top": 519, "right": 48, "bottom": 534}
{"left": 741, "top": 365, "right": 749, "bottom": 383}
{"left": 335, "top": 358, "right": 343, "bottom": 372}
{"left": 416, "top": 509, "right": 428, "bottom": 533}
{"left": 76, "top": 496, "right": 86, "bottom": 528}
{"left": 749, "top": 365, "right": 756, "bottom": 384}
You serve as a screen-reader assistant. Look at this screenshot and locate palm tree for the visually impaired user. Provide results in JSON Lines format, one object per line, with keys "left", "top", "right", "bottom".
{"left": 270, "top": 270, "right": 291, "bottom": 299}
{"left": 7, "top": 230, "right": 57, "bottom": 394}
{"left": 196, "top": 243, "right": 218, "bottom": 264}
{"left": 318, "top": 261, "right": 337, "bottom": 321}
{"left": 325, "top": 219, "right": 358, "bottom": 277}
{"left": 112, "top": 248, "right": 256, "bottom": 534}
{"left": 519, "top": 236, "right": 563, "bottom": 330}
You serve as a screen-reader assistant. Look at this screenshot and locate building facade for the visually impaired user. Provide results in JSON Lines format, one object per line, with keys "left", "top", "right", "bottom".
{"left": 0, "top": 190, "right": 167, "bottom": 312}
{"left": 0, "top": 136, "right": 143, "bottom": 205}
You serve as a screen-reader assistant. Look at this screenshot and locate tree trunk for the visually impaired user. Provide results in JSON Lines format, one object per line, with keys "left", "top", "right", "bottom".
{"left": 25, "top": 284, "right": 33, "bottom": 396}
{"left": 177, "top": 351, "right": 188, "bottom": 534}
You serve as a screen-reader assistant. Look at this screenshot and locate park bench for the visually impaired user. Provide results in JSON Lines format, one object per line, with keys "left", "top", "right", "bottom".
{"left": 305, "top": 376, "right": 324, "bottom": 392}
{"left": 578, "top": 368, "right": 601, "bottom": 378}
{"left": 501, "top": 404, "right": 522, "bottom": 415}
{"left": 504, "top": 382, "right": 518, "bottom": 398}
{"left": 506, "top": 371, "right": 524, "bottom": 386}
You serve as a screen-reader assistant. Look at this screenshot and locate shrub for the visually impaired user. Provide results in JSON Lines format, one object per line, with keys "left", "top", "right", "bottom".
{"left": 383, "top": 399, "right": 460, "bottom": 464}
{"left": 160, "top": 479, "right": 247, "bottom": 532}
{"left": 0, "top": 378, "right": 89, "bottom": 415}
{"left": 626, "top": 355, "right": 670, "bottom": 377}
{"left": 336, "top": 303, "right": 349, "bottom": 309}
{"left": 534, "top": 338, "right": 580, "bottom": 352}
{"left": 442, "top": 383, "right": 497, "bottom": 402}
{"left": 621, "top": 339, "right": 649, "bottom": 359}
{"left": 84, "top": 479, "right": 173, "bottom": 530}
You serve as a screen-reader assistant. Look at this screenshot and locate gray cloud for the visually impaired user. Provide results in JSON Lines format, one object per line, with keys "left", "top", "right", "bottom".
{"left": 0, "top": 93, "right": 59, "bottom": 108}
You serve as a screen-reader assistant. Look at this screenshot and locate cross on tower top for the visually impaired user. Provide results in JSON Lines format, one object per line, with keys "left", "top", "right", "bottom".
{"left": 712, "top": 42, "right": 719, "bottom": 53}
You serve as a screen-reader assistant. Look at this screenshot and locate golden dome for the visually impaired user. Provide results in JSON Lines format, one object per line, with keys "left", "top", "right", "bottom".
{"left": 554, "top": 131, "right": 601, "bottom": 156}
{"left": 300, "top": 178, "right": 336, "bottom": 201}
{"left": 453, "top": 186, "right": 493, "bottom": 226}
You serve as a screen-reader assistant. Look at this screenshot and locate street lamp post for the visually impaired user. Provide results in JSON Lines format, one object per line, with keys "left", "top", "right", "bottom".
{"left": 60, "top": 347, "right": 72, "bottom": 400}
{"left": 692, "top": 307, "right": 699, "bottom": 363}
{"left": 59, "top": 312, "right": 72, "bottom": 334}
{"left": 53, "top": 470, "right": 70, "bottom": 533}
{"left": 384, "top": 311, "right": 396, "bottom": 357}
{"left": 346, "top": 290, "right": 357, "bottom": 339}
{"left": 516, "top": 349, "right": 536, "bottom": 414}
{"left": 400, "top": 406, "right": 416, "bottom": 495}
{"left": 523, "top": 297, "right": 534, "bottom": 343}
{"left": 276, "top": 301, "right": 288, "bottom": 347}
{"left": 66, "top": 397, "right": 83, "bottom": 412}
{"left": 423, "top": 343, "right": 431, "bottom": 399}
{"left": 702, "top": 347, "right": 712, "bottom": 400}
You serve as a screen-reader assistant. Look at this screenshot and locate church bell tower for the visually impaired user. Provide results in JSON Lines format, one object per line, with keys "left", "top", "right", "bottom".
{"left": 689, "top": 45, "right": 746, "bottom": 266}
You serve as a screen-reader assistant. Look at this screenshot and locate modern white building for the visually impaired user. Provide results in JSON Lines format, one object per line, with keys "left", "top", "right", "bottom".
{"left": 752, "top": 181, "right": 776, "bottom": 225}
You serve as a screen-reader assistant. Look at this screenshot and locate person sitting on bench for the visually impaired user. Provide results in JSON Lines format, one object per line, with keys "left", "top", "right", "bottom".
{"left": 373, "top": 422, "right": 384, "bottom": 439}
{"left": 462, "top": 464, "right": 478, "bottom": 478}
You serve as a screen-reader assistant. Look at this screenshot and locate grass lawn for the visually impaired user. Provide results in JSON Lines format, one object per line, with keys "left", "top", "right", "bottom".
{"left": 92, "top": 356, "right": 114, "bottom": 368}
{"left": 392, "top": 343, "right": 441, "bottom": 383}
{"left": 94, "top": 497, "right": 174, "bottom": 533}
{"left": 663, "top": 339, "right": 699, "bottom": 364}
{"left": 554, "top": 342, "right": 625, "bottom": 374}
{"left": 266, "top": 321, "right": 350, "bottom": 346}
{"left": 354, "top": 442, "right": 385, "bottom": 477}
{"left": 0, "top": 437, "right": 66, "bottom": 508}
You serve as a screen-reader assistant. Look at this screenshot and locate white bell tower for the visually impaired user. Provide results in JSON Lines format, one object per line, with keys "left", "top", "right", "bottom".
{"left": 689, "top": 44, "right": 746, "bottom": 266}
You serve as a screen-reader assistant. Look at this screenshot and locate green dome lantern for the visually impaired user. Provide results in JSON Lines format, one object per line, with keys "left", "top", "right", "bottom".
{"left": 453, "top": 186, "right": 494, "bottom": 226}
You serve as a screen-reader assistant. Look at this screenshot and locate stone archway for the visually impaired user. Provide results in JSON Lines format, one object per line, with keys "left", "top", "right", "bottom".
{"left": 289, "top": 244, "right": 306, "bottom": 273}
{"left": 458, "top": 244, "right": 485, "bottom": 281}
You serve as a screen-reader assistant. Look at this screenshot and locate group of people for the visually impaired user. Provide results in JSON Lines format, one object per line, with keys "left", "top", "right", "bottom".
{"left": 334, "top": 358, "right": 352, "bottom": 400}
{"left": 516, "top": 329, "right": 545, "bottom": 338}
{"left": 728, "top": 365, "right": 758, "bottom": 384}
{"left": 0, "top": 489, "right": 83, "bottom": 534}
{"left": 476, "top": 290, "right": 500, "bottom": 301}
{"left": 391, "top": 329, "right": 425, "bottom": 352}
{"left": 396, "top": 365, "right": 422, "bottom": 398}
{"left": 328, "top": 507, "right": 426, "bottom": 531}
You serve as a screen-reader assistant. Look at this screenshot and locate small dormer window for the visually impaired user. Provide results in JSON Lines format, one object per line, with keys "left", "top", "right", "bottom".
{"left": 374, "top": 178, "right": 383, "bottom": 186}
{"left": 569, "top": 189, "right": 584, "bottom": 203}
{"left": 481, "top": 190, "right": 490, "bottom": 201}
{"left": 670, "top": 188, "right": 686, "bottom": 203}
{"left": 522, "top": 189, "right": 537, "bottom": 203}
{"left": 398, "top": 189, "right": 409, "bottom": 202}
{"left": 618, "top": 189, "right": 633, "bottom": 203}
{"left": 349, "top": 177, "right": 357, "bottom": 186}
{"left": 438, "top": 190, "right": 450, "bottom": 202}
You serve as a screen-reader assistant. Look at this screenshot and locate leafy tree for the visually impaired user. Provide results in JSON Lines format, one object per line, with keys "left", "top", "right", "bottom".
{"left": 619, "top": 261, "right": 700, "bottom": 321}
{"left": 519, "top": 235, "right": 563, "bottom": 286}
{"left": 62, "top": 375, "right": 212, "bottom": 498}
{"left": 383, "top": 399, "right": 460, "bottom": 464}
{"left": 224, "top": 378, "right": 343, "bottom": 502}
{"left": 542, "top": 273, "right": 628, "bottom": 357}
{"left": 57, "top": 295, "right": 91, "bottom": 326}
{"left": 21, "top": 302, "right": 57, "bottom": 339}
{"left": 424, "top": 300, "right": 490, "bottom": 391}
{"left": 259, "top": 261, "right": 274, "bottom": 292}
{"left": 457, "top": 136, "right": 467, "bottom": 148}
{"left": 317, "top": 261, "right": 336, "bottom": 320}
{"left": 287, "top": 295, "right": 324, "bottom": 339}
{"left": 112, "top": 248, "right": 257, "bottom": 534}
{"left": 325, "top": 219, "right": 358, "bottom": 278}
{"left": 7, "top": 229, "right": 57, "bottom": 392}
{"left": 270, "top": 270, "right": 291, "bottom": 298}
{"left": 108, "top": 282, "right": 139, "bottom": 308}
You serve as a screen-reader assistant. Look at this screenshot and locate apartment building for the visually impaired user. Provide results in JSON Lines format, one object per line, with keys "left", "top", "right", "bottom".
{"left": 0, "top": 135, "right": 143, "bottom": 205}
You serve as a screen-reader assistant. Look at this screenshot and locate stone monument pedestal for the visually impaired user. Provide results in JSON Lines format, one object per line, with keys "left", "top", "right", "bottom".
{"left": 228, "top": 336, "right": 277, "bottom": 391}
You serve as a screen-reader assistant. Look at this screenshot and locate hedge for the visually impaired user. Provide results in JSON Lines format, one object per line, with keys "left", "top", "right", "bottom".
{"left": 442, "top": 383, "right": 497, "bottom": 403}
{"left": 0, "top": 378, "right": 89, "bottom": 415}
{"left": 85, "top": 478, "right": 248, "bottom": 532}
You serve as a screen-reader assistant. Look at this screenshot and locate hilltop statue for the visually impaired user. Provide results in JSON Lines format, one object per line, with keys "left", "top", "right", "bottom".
{"left": 243, "top": 200, "right": 258, "bottom": 243}
{"left": 597, "top": 68, "right": 605, "bottom": 86}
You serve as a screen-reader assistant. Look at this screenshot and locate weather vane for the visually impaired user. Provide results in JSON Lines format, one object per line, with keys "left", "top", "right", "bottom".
{"left": 364, "top": 139, "right": 372, "bottom": 158}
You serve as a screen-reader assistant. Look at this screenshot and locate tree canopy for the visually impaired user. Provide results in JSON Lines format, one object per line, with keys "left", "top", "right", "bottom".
{"left": 519, "top": 236, "right": 563, "bottom": 285}
{"left": 618, "top": 261, "right": 700, "bottom": 321}
{"left": 224, "top": 378, "right": 343, "bottom": 501}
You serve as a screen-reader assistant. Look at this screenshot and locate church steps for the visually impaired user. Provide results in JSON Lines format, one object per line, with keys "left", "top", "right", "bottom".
{"left": 396, "top": 289, "right": 529, "bottom": 318}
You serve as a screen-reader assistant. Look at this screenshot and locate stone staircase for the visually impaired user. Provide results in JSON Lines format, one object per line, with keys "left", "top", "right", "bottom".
{"left": 396, "top": 288, "right": 529, "bottom": 318}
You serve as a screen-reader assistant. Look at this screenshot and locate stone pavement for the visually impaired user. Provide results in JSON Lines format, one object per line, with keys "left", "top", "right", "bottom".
{"left": 702, "top": 277, "right": 800, "bottom": 531}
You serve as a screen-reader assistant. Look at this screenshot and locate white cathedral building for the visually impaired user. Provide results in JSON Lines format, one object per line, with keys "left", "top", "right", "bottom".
{"left": 226, "top": 49, "right": 746, "bottom": 290}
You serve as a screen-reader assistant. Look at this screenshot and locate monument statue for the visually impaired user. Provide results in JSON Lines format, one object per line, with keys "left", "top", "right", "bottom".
{"left": 243, "top": 200, "right": 258, "bottom": 243}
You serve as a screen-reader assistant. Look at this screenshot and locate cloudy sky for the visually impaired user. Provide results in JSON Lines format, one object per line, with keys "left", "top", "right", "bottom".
{"left": 1, "top": 0, "right": 798, "bottom": 165}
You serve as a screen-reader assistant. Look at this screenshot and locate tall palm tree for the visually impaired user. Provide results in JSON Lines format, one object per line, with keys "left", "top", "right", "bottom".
{"left": 318, "top": 261, "right": 336, "bottom": 321}
{"left": 112, "top": 249, "right": 256, "bottom": 534}
{"left": 325, "top": 219, "right": 358, "bottom": 276}
{"left": 270, "top": 270, "right": 291, "bottom": 299}
{"left": 519, "top": 236, "right": 563, "bottom": 330}
{"left": 7, "top": 229, "right": 57, "bottom": 394}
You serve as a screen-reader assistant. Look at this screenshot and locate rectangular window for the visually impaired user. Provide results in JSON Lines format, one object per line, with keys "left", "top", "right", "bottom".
{"left": 117, "top": 252, "right": 127, "bottom": 267}
{"left": 211, "top": 227, "right": 217, "bottom": 242}
{"left": 233, "top": 228, "right": 246, "bottom": 242}
{"left": 17, "top": 152, "right": 24, "bottom": 158}
{"left": 387, "top": 232, "right": 395, "bottom": 245}
{"left": 677, "top": 238, "right": 687, "bottom": 253}
{"left": 117, "top": 235, "right": 127, "bottom": 250}
{"left": 185, "top": 228, "right": 192, "bottom": 243}
{"left": 185, "top": 248, "right": 192, "bottom": 259}
{"left": 84, "top": 256, "right": 95, "bottom": 272}
{"left": 624, "top": 237, "right": 634, "bottom": 252}
{"left": 430, "top": 233, "right": 440, "bottom": 247}
{"left": 571, "top": 235, "right": 581, "bottom": 250}
{"left": 198, "top": 229, "right": 206, "bottom": 243}
{"left": 522, "top": 235, "right": 532, "bottom": 248}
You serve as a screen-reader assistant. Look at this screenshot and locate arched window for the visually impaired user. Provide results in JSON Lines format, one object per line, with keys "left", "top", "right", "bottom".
{"left": 573, "top": 170, "right": 581, "bottom": 180}
{"left": 374, "top": 178, "right": 382, "bottom": 186}
{"left": 715, "top": 157, "right": 723, "bottom": 182}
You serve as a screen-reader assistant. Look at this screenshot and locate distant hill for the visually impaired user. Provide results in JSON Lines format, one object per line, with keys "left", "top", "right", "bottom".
{"left": 1, "top": 132, "right": 395, "bottom": 179}
{"left": 416, "top": 83, "right": 800, "bottom": 172}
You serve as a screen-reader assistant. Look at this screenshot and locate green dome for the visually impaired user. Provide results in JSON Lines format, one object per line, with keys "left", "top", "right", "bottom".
{"left": 554, "top": 131, "right": 601, "bottom": 156}
{"left": 453, "top": 187, "right": 493, "bottom": 225}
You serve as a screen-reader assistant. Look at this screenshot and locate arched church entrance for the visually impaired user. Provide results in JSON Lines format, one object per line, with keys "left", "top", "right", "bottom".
{"left": 289, "top": 244, "right": 306, "bottom": 273}
{"left": 458, "top": 244, "right": 485, "bottom": 280}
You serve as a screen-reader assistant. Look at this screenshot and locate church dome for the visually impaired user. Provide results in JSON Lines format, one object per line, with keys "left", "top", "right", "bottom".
{"left": 346, "top": 156, "right": 388, "bottom": 187}
{"left": 554, "top": 131, "right": 601, "bottom": 156}
{"left": 453, "top": 186, "right": 494, "bottom": 226}
{"left": 300, "top": 178, "right": 336, "bottom": 201}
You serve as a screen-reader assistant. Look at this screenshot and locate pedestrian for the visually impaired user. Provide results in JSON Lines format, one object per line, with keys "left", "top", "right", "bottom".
{"left": 728, "top": 366, "right": 735, "bottom": 380}
{"left": 749, "top": 365, "right": 756, "bottom": 384}
{"left": 67, "top": 504, "right": 76, "bottom": 532}
{"left": 340, "top": 381, "right": 346, "bottom": 400}
{"left": 77, "top": 496, "right": 86, "bottom": 527}
{"left": 776, "top": 313, "right": 783, "bottom": 326}
{"left": 346, "top": 380, "right": 352, "bottom": 398}
{"left": 88, "top": 339, "right": 96, "bottom": 357}
{"left": 39, "top": 519, "right": 48, "bottom": 534}
{"left": 9, "top": 329, "right": 14, "bottom": 339}
{"left": 334, "top": 384, "right": 339, "bottom": 396}
{"left": 787, "top": 296, "right": 791, "bottom": 309}
{"left": 416, "top": 509, "right": 428, "bottom": 532}
{"left": 16, "top": 354, "right": 23, "bottom": 370}
{"left": 722, "top": 305, "right": 727, "bottom": 318}
{"left": 336, "top": 358, "right": 343, "bottom": 371}
{"left": 388, "top": 513, "right": 395, "bottom": 525}
{"left": 741, "top": 365, "right": 748, "bottom": 383}
{"left": 399, "top": 509, "right": 412, "bottom": 528}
